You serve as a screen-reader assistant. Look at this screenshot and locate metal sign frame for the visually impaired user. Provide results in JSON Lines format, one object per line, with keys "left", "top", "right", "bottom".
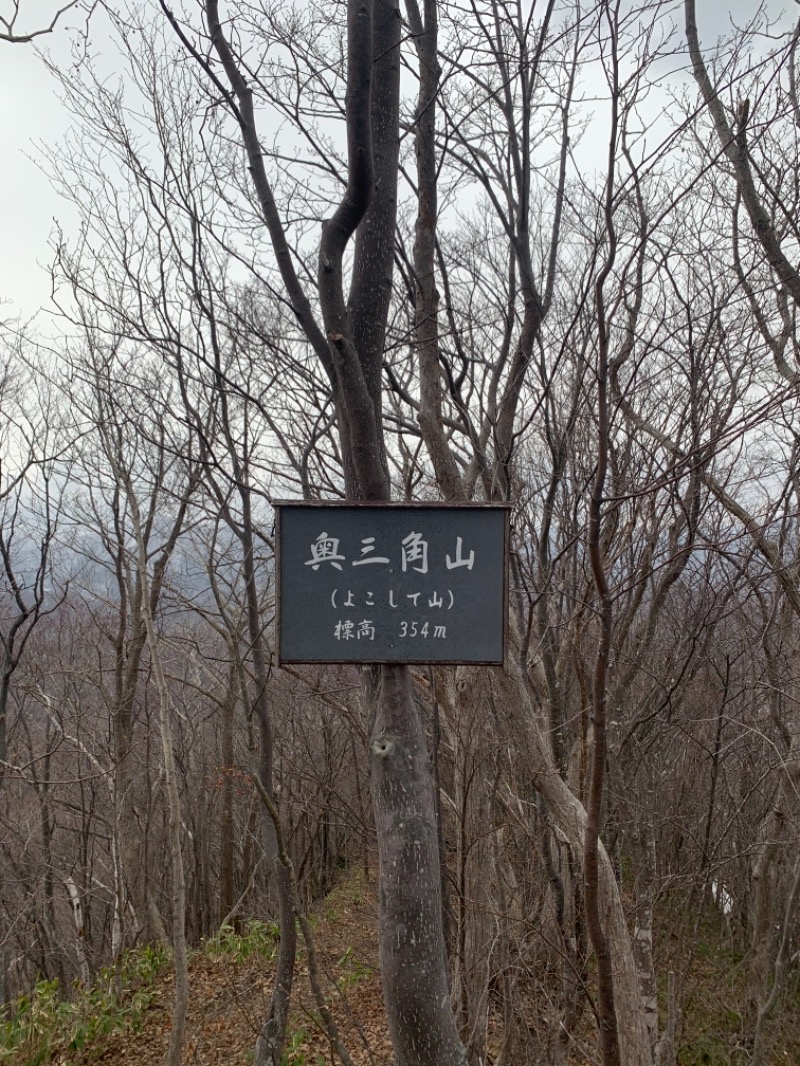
{"left": 275, "top": 501, "right": 510, "bottom": 666}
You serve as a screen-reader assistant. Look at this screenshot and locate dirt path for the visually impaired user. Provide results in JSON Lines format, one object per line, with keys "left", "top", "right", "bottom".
{"left": 72, "top": 869, "right": 393, "bottom": 1066}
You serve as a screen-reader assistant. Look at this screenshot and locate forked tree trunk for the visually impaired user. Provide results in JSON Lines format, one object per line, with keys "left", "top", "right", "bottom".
{"left": 199, "top": 0, "right": 467, "bottom": 1061}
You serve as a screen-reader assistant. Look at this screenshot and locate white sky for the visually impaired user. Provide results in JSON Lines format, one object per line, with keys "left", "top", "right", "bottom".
{"left": 0, "top": 0, "right": 795, "bottom": 326}
{"left": 1, "top": 4, "right": 79, "bottom": 326}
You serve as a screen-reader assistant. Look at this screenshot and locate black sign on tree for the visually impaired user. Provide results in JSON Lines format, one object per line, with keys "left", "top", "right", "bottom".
{"left": 276, "top": 502, "right": 509, "bottom": 664}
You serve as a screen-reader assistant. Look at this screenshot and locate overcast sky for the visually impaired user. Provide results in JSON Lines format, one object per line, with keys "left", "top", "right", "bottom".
{"left": 0, "top": 0, "right": 795, "bottom": 327}
{"left": 2, "top": 35, "right": 67, "bottom": 324}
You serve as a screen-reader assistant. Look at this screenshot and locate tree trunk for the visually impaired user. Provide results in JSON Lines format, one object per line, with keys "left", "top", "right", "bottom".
{"left": 219, "top": 665, "right": 236, "bottom": 924}
{"left": 128, "top": 497, "right": 189, "bottom": 1066}
{"left": 632, "top": 822, "right": 659, "bottom": 1056}
{"left": 493, "top": 663, "right": 653, "bottom": 1066}
{"left": 370, "top": 666, "right": 467, "bottom": 1066}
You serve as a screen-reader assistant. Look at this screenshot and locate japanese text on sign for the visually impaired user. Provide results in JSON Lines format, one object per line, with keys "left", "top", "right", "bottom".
{"left": 276, "top": 504, "right": 508, "bottom": 665}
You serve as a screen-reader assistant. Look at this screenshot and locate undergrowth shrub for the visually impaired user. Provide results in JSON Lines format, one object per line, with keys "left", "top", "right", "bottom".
{"left": 203, "top": 918, "right": 279, "bottom": 962}
{"left": 0, "top": 944, "right": 168, "bottom": 1065}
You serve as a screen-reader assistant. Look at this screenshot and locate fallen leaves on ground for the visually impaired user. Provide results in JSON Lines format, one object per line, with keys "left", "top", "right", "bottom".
{"left": 61, "top": 868, "right": 391, "bottom": 1066}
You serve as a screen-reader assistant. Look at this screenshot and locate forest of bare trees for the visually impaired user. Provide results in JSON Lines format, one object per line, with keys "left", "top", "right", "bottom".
{"left": 2, "top": 0, "right": 800, "bottom": 1063}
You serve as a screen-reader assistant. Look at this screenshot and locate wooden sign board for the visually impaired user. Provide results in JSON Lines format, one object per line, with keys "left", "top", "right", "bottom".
{"left": 275, "top": 502, "right": 509, "bottom": 665}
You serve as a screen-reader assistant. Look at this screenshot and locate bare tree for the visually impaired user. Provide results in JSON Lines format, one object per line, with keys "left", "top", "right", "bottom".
{"left": 0, "top": 0, "right": 80, "bottom": 43}
{"left": 156, "top": 1, "right": 469, "bottom": 1061}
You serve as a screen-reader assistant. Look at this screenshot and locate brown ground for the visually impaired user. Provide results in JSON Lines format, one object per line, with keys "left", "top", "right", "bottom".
{"left": 63, "top": 868, "right": 393, "bottom": 1066}
{"left": 38, "top": 869, "right": 800, "bottom": 1065}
